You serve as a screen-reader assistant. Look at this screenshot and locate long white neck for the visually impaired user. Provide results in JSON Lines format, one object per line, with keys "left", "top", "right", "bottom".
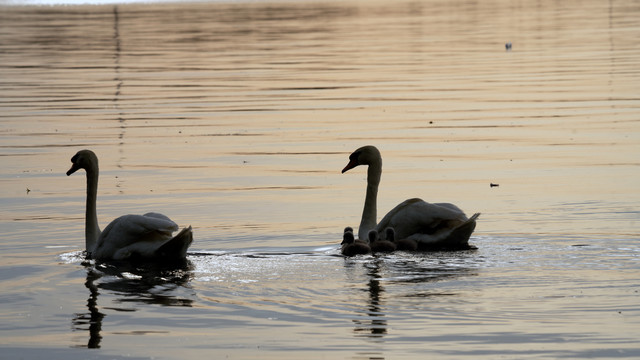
{"left": 84, "top": 165, "right": 101, "bottom": 254}
{"left": 358, "top": 160, "right": 381, "bottom": 241}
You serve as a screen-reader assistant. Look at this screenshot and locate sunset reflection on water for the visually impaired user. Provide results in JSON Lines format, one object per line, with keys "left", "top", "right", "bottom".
{"left": 1, "top": 0, "right": 639, "bottom": 358}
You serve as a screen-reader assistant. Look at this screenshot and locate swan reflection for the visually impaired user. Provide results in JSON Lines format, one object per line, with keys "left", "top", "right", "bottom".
{"left": 352, "top": 259, "right": 388, "bottom": 338}
{"left": 71, "top": 268, "right": 104, "bottom": 349}
{"left": 348, "top": 251, "right": 478, "bottom": 342}
{"left": 72, "top": 260, "right": 193, "bottom": 349}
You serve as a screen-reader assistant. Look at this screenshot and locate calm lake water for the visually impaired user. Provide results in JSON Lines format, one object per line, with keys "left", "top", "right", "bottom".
{"left": 1, "top": 0, "right": 639, "bottom": 358}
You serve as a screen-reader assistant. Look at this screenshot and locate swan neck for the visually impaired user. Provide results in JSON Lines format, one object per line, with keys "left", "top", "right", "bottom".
{"left": 85, "top": 166, "right": 100, "bottom": 254}
{"left": 359, "top": 161, "right": 381, "bottom": 240}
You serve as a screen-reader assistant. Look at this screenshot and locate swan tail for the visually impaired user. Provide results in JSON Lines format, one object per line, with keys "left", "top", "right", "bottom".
{"left": 468, "top": 212, "right": 481, "bottom": 222}
{"left": 443, "top": 212, "right": 479, "bottom": 249}
{"left": 156, "top": 226, "right": 193, "bottom": 261}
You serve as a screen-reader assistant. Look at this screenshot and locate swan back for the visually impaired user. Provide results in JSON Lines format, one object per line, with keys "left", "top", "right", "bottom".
{"left": 94, "top": 213, "right": 189, "bottom": 260}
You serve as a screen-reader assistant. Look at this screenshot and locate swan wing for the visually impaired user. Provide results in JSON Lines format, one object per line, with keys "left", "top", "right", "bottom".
{"left": 376, "top": 199, "right": 464, "bottom": 235}
{"left": 110, "top": 226, "right": 193, "bottom": 261}
{"left": 93, "top": 213, "right": 182, "bottom": 260}
{"left": 376, "top": 198, "right": 422, "bottom": 236}
{"left": 376, "top": 198, "right": 477, "bottom": 248}
{"left": 140, "top": 212, "right": 174, "bottom": 223}
{"left": 406, "top": 213, "right": 480, "bottom": 249}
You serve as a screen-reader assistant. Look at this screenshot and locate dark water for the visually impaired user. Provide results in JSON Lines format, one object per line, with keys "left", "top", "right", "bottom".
{"left": 1, "top": 0, "right": 639, "bottom": 358}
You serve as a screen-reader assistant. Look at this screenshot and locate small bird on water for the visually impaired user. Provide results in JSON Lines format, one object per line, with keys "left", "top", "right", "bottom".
{"left": 387, "top": 227, "right": 418, "bottom": 251}
{"left": 341, "top": 227, "right": 370, "bottom": 256}
{"left": 369, "top": 229, "right": 396, "bottom": 253}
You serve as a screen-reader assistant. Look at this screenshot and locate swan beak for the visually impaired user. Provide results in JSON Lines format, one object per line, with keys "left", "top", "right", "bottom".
{"left": 342, "top": 159, "right": 358, "bottom": 173}
{"left": 66, "top": 164, "right": 80, "bottom": 176}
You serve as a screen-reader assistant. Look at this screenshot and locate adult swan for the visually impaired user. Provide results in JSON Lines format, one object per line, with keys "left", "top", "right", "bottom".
{"left": 342, "top": 145, "right": 479, "bottom": 250}
{"left": 67, "top": 149, "right": 193, "bottom": 262}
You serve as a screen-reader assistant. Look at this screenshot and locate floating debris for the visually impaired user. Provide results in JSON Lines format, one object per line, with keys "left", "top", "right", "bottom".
{"left": 505, "top": 42, "right": 512, "bottom": 51}
{"left": 490, "top": 183, "right": 499, "bottom": 187}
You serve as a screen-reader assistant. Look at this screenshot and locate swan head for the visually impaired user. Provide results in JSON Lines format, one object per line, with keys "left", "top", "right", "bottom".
{"left": 342, "top": 145, "right": 381, "bottom": 173}
{"left": 67, "top": 149, "right": 98, "bottom": 176}
{"left": 343, "top": 226, "right": 353, "bottom": 234}
{"left": 367, "top": 229, "right": 379, "bottom": 243}
{"left": 385, "top": 227, "right": 395, "bottom": 242}
{"left": 341, "top": 230, "right": 355, "bottom": 245}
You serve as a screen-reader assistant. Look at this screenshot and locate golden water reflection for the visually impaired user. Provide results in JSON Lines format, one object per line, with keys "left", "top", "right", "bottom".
{"left": 1, "top": 0, "right": 639, "bottom": 358}
{"left": 1, "top": 0, "right": 637, "bottom": 243}
{"left": 71, "top": 259, "right": 193, "bottom": 348}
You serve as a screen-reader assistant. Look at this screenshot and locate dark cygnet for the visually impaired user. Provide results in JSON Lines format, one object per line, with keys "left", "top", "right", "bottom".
{"left": 369, "top": 229, "right": 396, "bottom": 253}
{"left": 387, "top": 227, "right": 418, "bottom": 251}
{"left": 341, "top": 229, "right": 370, "bottom": 256}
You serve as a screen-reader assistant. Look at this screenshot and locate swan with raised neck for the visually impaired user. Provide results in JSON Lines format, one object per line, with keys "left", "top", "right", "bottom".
{"left": 67, "top": 149, "right": 193, "bottom": 261}
{"left": 342, "top": 145, "right": 479, "bottom": 250}
{"left": 342, "top": 145, "right": 381, "bottom": 241}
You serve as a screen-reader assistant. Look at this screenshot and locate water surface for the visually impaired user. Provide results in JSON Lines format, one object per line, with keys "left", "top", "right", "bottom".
{"left": 1, "top": 0, "right": 639, "bottom": 358}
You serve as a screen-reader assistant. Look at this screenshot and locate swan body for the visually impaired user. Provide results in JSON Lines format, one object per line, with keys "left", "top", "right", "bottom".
{"left": 342, "top": 145, "right": 479, "bottom": 250}
{"left": 341, "top": 229, "right": 371, "bottom": 256}
{"left": 67, "top": 150, "right": 193, "bottom": 262}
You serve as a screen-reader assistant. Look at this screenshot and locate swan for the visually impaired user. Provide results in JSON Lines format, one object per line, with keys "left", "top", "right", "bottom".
{"left": 341, "top": 228, "right": 371, "bottom": 256}
{"left": 66, "top": 149, "right": 193, "bottom": 262}
{"left": 342, "top": 145, "right": 479, "bottom": 250}
{"left": 369, "top": 229, "right": 396, "bottom": 253}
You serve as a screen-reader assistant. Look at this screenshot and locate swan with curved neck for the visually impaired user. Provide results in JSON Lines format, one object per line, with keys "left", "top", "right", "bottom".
{"left": 342, "top": 145, "right": 479, "bottom": 250}
{"left": 67, "top": 149, "right": 193, "bottom": 261}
